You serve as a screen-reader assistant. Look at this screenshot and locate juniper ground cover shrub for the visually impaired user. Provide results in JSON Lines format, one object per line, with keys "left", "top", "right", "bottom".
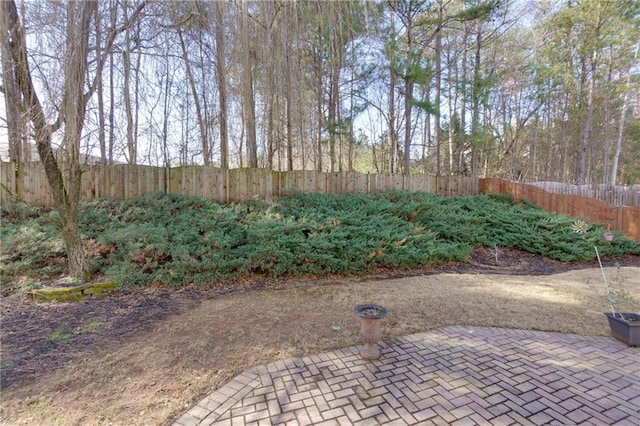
{"left": 1, "top": 190, "right": 637, "bottom": 289}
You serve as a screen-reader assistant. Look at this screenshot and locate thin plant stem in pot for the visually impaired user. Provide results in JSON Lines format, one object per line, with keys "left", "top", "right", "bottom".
{"left": 595, "top": 246, "right": 616, "bottom": 317}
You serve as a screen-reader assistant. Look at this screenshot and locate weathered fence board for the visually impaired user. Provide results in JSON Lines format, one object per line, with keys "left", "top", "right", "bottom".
{"left": 1, "top": 161, "right": 16, "bottom": 202}
{"left": 407, "top": 174, "right": 435, "bottom": 193}
{"left": 437, "top": 176, "right": 479, "bottom": 197}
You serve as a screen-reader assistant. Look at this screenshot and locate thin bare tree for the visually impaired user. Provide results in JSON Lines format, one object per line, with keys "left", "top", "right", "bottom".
{"left": 1, "top": 0, "right": 147, "bottom": 278}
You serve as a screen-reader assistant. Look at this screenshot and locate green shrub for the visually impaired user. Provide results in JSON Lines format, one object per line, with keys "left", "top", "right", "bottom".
{"left": 0, "top": 204, "right": 67, "bottom": 281}
{"left": 1, "top": 191, "right": 638, "bottom": 290}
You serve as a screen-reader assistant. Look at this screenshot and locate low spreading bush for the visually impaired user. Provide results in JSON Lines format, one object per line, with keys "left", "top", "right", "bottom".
{"left": 1, "top": 190, "right": 638, "bottom": 290}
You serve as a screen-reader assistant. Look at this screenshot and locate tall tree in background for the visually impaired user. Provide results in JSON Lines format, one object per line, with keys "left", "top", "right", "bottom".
{"left": 0, "top": 7, "right": 24, "bottom": 163}
{"left": 611, "top": 44, "right": 638, "bottom": 185}
{"left": 524, "top": 0, "right": 640, "bottom": 184}
{"left": 241, "top": 0, "right": 257, "bottom": 167}
{"left": 432, "top": 0, "right": 444, "bottom": 175}
{"left": 386, "top": 0, "right": 499, "bottom": 175}
{"left": 387, "top": 12, "right": 399, "bottom": 173}
{"left": 174, "top": 6, "right": 210, "bottom": 165}
{"left": 213, "top": 0, "right": 229, "bottom": 170}
{"left": 1, "top": 0, "right": 638, "bottom": 184}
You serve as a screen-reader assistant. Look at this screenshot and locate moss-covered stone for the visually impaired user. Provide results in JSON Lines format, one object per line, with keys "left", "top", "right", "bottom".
{"left": 32, "top": 282, "right": 117, "bottom": 302}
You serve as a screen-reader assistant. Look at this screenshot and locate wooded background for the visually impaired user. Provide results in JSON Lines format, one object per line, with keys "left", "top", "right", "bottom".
{"left": 2, "top": 0, "right": 639, "bottom": 184}
{"left": 2, "top": 162, "right": 638, "bottom": 241}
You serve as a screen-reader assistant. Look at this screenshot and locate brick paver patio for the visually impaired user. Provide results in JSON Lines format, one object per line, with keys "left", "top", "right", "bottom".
{"left": 174, "top": 326, "right": 640, "bottom": 426}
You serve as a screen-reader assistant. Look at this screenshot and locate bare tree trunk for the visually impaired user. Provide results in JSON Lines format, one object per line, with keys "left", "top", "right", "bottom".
{"left": 95, "top": 6, "right": 106, "bottom": 163}
{"left": 213, "top": 1, "right": 229, "bottom": 170}
{"left": 298, "top": 58, "right": 306, "bottom": 169}
{"left": 2, "top": 0, "right": 146, "bottom": 278}
{"left": 161, "top": 59, "right": 172, "bottom": 167}
{"left": 123, "top": 2, "right": 136, "bottom": 164}
{"left": 2, "top": 0, "right": 93, "bottom": 278}
{"left": 0, "top": 9, "right": 23, "bottom": 163}
{"left": 578, "top": 2, "right": 603, "bottom": 184}
{"left": 531, "top": 116, "right": 539, "bottom": 181}
{"left": 458, "top": 24, "right": 469, "bottom": 175}
{"left": 295, "top": 6, "right": 306, "bottom": 170}
{"left": 403, "top": 87, "right": 413, "bottom": 174}
{"left": 312, "top": 3, "right": 324, "bottom": 171}
{"left": 284, "top": 3, "right": 294, "bottom": 171}
{"left": 261, "top": 0, "right": 276, "bottom": 170}
{"left": 611, "top": 90, "right": 629, "bottom": 186}
{"left": 327, "top": 2, "right": 340, "bottom": 174}
{"left": 447, "top": 42, "right": 457, "bottom": 175}
{"left": 176, "top": 26, "right": 209, "bottom": 165}
{"left": 328, "top": 65, "right": 338, "bottom": 173}
{"left": 133, "top": 21, "right": 142, "bottom": 164}
{"left": 561, "top": 93, "right": 571, "bottom": 182}
{"left": 602, "top": 47, "right": 613, "bottom": 185}
{"left": 241, "top": 0, "right": 257, "bottom": 167}
{"left": 266, "top": 89, "right": 274, "bottom": 170}
{"left": 348, "top": 48, "right": 356, "bottom": 172}
{"left": 544, "top": 88, "right": 553, "bottom": 181}
{"left": 315, "top": 47, "right": 323, "bottom": 171}
{"left": 388, "top": 14, "right": 397, "bottom": 174}
{"left": 198, "top": 34, "right": 213, "bottom": 166}
{"left": 60, "top": 1, "right": 98, "bottom": 276}
{"left": 372, "top": 142, "right": 379, "bottom": 173}
{"left": 578, "top": 48, "right": 598, "bottom": 184}
{"left": 285, "top": 45, "right": 294, "bottom": 171}
{"left": 403, "top": 11, "right": 413, "bottom": 175}
{"left": 108, "top": 1, "right": 117, "bottom": 165}
{"left": 422, "top": 88, "right": 430, "bottom": 173}
{"left": 388, "top": 70, "right": 397, "bottom": 174}
{"left": 434, "top": 6, "right": 442, "bottom": 175}
{"left": 470, "top": 20, "right": 482, "bottom": 178}
{"left": 611, "top": 45, "right": 637, "bottom": 185}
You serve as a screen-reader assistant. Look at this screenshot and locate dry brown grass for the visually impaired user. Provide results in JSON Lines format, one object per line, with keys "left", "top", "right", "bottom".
{"left": 1, "top": 267, "right": 639, "bottom": 425}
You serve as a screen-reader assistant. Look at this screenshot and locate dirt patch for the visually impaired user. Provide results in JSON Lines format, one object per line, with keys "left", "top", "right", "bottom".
{"left": 1, "top": 249, "right": 639, "bottom": 425}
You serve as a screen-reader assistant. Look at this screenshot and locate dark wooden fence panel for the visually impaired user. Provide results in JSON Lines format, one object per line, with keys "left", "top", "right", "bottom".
{"left": 480, "top": 178, "right": 640, "bottom": 242}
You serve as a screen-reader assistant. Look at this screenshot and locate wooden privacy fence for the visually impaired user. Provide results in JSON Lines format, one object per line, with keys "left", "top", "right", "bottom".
{"left": 527, "top": 181, "right": 640, "bottom": 206}
{"left": 0, "top": 162, "right": 478, "bottom": 207}
{"left": 2, "top": 162, "right": 637, "bottom": 242}
{"left": 480, "top": 178, "right": 640, "bottom": 242}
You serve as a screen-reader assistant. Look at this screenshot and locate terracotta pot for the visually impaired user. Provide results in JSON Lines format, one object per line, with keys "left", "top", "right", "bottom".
{"left": 354, "top": 304, "right": 387, "bottom": 359}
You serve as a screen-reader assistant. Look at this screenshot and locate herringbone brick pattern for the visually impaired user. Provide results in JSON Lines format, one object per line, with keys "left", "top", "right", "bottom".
{"left": 174, "top": 326, "right": 640, "bottom": 426}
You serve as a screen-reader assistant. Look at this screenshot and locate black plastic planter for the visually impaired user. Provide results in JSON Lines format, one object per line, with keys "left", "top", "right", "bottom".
{"left": 605, "top": 313, "right": 640, "bottom": 346}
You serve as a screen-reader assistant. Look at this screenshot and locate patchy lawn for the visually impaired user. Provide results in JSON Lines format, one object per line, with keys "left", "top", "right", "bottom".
{"left": 1, "top": 250, "right": 639, "bottom": 425}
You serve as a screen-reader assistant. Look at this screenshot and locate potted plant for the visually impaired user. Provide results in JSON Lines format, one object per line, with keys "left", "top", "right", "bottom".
{"left": 604, "top": 224, "right": 614, "bottom": 242}
{"left": 354, "top": 304, "right": 387, "bottom": 359}
{"left": 595, "top": 247, "right": 639, "bottom": 346}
